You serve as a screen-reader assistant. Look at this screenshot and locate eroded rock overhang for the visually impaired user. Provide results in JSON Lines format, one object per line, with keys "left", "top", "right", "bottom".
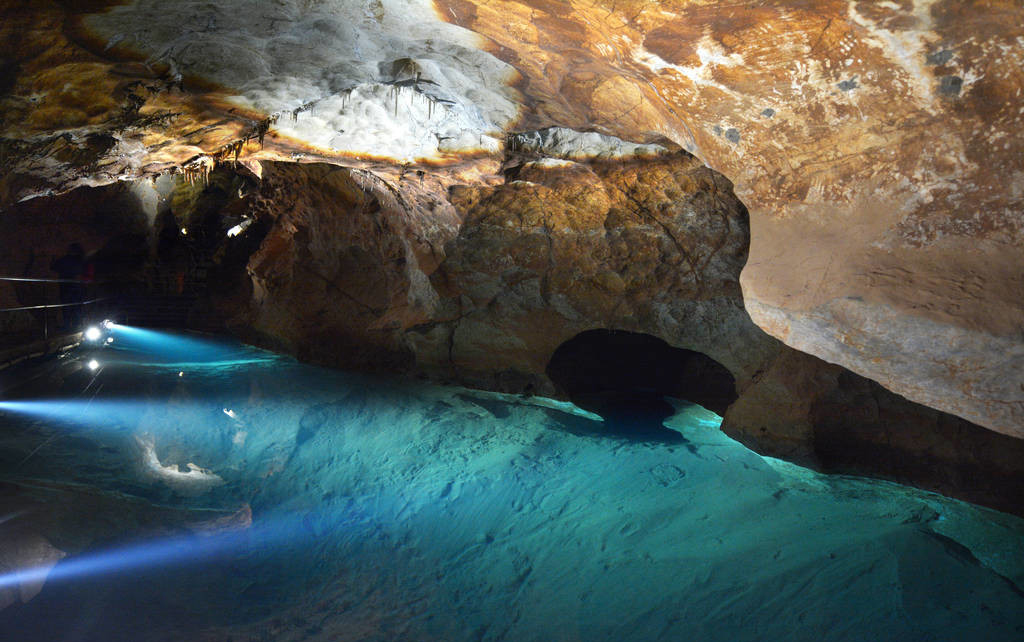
{"left": 427, "top": 0, "right": 1024, "bottom": 436}
{"left": 0, "top": 0, "right": 1021, "bottom": 435}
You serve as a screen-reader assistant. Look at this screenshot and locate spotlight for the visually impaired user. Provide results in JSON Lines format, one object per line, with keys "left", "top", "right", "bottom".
{"left": 178, "top": 371, "right": 184, "bottom": 377}
{"left": 87, "top": 359, "right": 100, "bottom": 371}
{"left": 180, "top": 227, "right": 188, "bottom": 236}
{"left": 226, "top": 218, "right": 252, "bottom": 238}
{"left": 84, "top": 326, "right": 102, "bottom": 342}
{"left": 106, "top": 337, "right": 114, "bottom": 344}
{"left": 223, "top": 408, "right": 236, "bottom": 419}
{"left": 102, "top": 319, "right": 114, "bottom": 329}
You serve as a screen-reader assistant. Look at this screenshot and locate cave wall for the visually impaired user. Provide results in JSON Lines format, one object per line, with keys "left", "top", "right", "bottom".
{"left": 191, "top": 154, "right": 1024, "bottom": 515}
{"left": 1, "top": 0, "right": 1021, "bottom": 436}
{"left": 218, "top": 161, "right": 463, "bottom": 370}
{"left": 722, "top": 347, "right": 1024, "bottom": 515}
{"left": 1, "top": 150, "right": 1021, "bottom": 514}
{"left": 411, "top": 152, "right": 776, "bottom": 395}
{"left": 431, "top": 0, "right": 1024, "bottom": 437}
{"left": 0, "top": 1, "right": 1022, "bottom": 512}
{"left": 0, "top": 181, "right": 158, "bottom": 342}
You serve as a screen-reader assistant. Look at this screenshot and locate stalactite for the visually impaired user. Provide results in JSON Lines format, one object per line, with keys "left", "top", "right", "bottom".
{"left": 507, "top": 133, "right": 521, "bottom": 153}
{"left": 211, "top": 138, "right": 246, "bottom": 164}
{"left": 292, "top": 98, "right": 322, "bottom": 121}
{"left": 179, "top": 155, "right": 215, "bottom": 187}
{"left": 253, "top": 116, "right": 276, "bottom": 148}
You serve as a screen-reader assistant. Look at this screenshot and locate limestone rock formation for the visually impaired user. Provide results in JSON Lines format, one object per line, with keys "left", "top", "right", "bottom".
{"left": 0, "top": 1, "right": 1022, "bottom": 507}
{"left": 222, "top": 161, "right": 465, "bottom": 370}
{"left": 2, "top": 0, "right": 1020, "bottom": 435}
{"left": 435, "top": 0, "right": 1024, "bottom": 435}
{"left": 215, "top": 153, "right": 1024, "bottom": 513}
{"left": 723, "top": 347, "right": 1024, "bottom": 515}
{"left": 414, "top": 152, "right": 771, "bottom": 393}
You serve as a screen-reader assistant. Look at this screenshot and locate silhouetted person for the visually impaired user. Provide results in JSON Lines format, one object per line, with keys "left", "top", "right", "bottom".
{"left": 51, "top": 243, "right": 86, "bottom": 330}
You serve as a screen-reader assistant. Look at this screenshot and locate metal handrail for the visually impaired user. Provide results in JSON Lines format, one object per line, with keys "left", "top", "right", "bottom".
{"left": 0, "top": 276, "right": 103, "bottom": 284}
{"left": 0, "top": 274, "right": 111, "bottom": 341}
{"left": 0, "top": 297, "right": 110, "bottom": 313}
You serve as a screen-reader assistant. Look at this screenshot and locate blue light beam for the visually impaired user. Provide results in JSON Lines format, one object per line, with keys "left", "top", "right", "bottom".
{"left": 0, "top": 510, "right": 325, "bottom": 595}
{"left": 104, "top": 324, "right": 267, "bottom": 365}
{"left": 0, "top": 400, "right": 151, "bottom": 432}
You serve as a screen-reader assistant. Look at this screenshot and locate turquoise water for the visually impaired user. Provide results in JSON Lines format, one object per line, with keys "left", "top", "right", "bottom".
{"left": 0, "top": 329, "right": 1022, "bottom": 641}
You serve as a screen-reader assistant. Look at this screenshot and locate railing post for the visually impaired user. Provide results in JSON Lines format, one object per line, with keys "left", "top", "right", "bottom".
{"left": 0, "top": 277, "right": 111, "bottom": 342}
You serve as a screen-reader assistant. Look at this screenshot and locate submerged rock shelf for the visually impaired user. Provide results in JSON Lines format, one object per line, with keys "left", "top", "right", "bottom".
{"left": 0, "top": 331, "right": 1022, "bottom": 641}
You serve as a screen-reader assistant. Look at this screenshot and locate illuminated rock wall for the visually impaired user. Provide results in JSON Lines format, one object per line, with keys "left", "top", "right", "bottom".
{"left": 0, "top": 1, "right": 1021, "bottom": 435}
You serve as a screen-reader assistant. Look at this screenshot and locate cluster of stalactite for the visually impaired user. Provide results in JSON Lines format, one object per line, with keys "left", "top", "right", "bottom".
{"left": 179, "top": 114, "right": 281, "bottom": 180}
{"left": 178, "top": 156, "right": 216, "bottom": 186}
{"left": 505, "top": 132, "right": 526, "bottom": 153}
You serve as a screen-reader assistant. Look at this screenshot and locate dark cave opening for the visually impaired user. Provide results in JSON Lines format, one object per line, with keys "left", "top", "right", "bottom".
{"left": 0, "top": 166, "right": 267, "bottom": 353}
{"left": 545, "top": 330, "right": 738, "bottom": 442}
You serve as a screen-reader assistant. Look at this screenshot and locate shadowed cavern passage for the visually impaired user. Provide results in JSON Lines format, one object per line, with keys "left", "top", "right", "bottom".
{"left": 546, "top": 330, "right": 737, "bottom": 442}
{"left": 1, "top": 1, "right": 1023, "bottom": 638}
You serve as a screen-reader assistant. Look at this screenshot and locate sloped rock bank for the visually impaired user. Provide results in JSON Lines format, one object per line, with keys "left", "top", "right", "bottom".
{"left": 209, "top": 154, "right": 1024, "bottom": 515}
{"left": 1, "top": 145, "right": 1020, "bottom": 513}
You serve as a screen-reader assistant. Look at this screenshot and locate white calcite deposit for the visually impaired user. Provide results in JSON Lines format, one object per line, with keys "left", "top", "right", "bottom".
{"left": 88, "top": 0, "right": 520, "bottom": 160}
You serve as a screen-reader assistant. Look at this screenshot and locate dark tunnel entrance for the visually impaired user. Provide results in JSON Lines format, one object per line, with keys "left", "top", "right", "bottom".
{"left": 546, "top": 330, "right": 738, "bottom": 443}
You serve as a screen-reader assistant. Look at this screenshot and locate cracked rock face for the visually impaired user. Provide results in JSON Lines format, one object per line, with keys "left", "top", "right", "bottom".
{"left": 4, "top": 152, "right": 1024, "bottom": 512}
{"left": 431, "top": 0, "right": 1024, "bottom": 436}
{"left": 213, "top": 150, "right": 770, "bottom": 401}
{"left": 223, "top": 161, "right": 464, "bottom": 369}
{"left": 0, "top": 0, "right": 1022, "bottom": 435}
{"left": 218, "top": 156, "right": 1024, "bottom": 513}
{"left": 415, "top": 152, "right": 771, "bottom": 393}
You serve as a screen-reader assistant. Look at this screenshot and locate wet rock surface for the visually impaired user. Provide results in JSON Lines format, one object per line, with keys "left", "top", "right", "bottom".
{"left": 208, "top": 156, "right": 1024, "bottom": 515}
{"left": 0, "top": 338, "right": 1022, "bottom": 641}
{"left": 415, "top": 153, "right": 771, "bottom": 394}
{"left": 0, "top": 0, "right": 1022, "bottom": 515}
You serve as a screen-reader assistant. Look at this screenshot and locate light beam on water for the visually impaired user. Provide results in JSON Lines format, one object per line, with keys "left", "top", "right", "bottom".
{"left": 0, "top": 510, "right": 326, "bottom": 594}
{"left": 104, "top": 324, "right": 273, "bottom": 366}
{"left": 0, "top": 400, "right": 153, "bottom": 431}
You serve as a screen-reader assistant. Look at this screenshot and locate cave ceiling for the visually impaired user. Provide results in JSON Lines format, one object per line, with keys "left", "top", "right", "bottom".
{"left": 1, "top": 0, "right": 1021, "bottom": 435}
